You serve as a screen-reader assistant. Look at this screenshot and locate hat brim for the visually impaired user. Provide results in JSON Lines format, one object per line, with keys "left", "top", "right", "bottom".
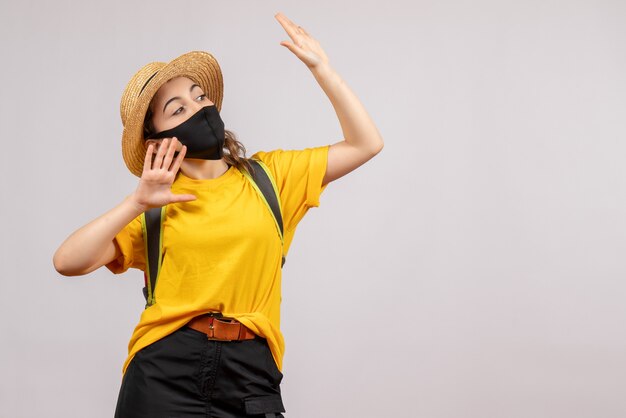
{"left": 121, "top": 51, "right": 224, "bottom": 177}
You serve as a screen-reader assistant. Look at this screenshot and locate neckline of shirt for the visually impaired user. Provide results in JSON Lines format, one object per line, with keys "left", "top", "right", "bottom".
{"left": 174, "top": 165, "right": 240, "bottom": 189}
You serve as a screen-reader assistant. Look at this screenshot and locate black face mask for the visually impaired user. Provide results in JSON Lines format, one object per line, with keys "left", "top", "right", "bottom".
{"left": 146, "top": 105, "right": 225, "bottom": 160}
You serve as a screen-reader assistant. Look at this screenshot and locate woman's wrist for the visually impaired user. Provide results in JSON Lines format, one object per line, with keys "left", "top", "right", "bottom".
{"left": 310, "top": 62, "right": 336, "bottom": 80}
{"left": 125, "top": 192, "right": 149, "bottom": 215}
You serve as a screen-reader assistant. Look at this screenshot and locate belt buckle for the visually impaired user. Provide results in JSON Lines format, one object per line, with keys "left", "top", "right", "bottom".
{"left": 206, "top": 316, "right": 216, "bottom": 340}
{"left": 202, "top": 312, "right": 240, "bottom": 342}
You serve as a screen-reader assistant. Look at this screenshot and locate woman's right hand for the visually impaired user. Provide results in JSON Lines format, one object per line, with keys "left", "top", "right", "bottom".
{"left": 53, "top": 137, "right": 194, "bottom": 276}
{"left": 131, "top": 137, "right": 196, "bottom": 211}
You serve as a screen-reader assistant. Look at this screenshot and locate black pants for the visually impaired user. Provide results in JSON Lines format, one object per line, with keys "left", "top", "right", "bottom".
{"left": 114, "top": 325, "right": 285, "bottom": 418}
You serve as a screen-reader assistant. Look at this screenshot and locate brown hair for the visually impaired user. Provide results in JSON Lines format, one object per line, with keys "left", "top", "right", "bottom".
{"left": 143, "top": 106, "right": 254, "bottom": 175}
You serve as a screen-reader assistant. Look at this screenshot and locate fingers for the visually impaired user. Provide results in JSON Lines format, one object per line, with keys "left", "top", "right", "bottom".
{"left": 275, "top": 12, "right": 305, "bottom": 44}
{"left": 275, "top": 12, "right": 325, "bottom": 65}
{"left": 161, "top": 137, "right": 179, "bottom": 171}
{"left": 142, "top": 143, "right": 155, "bottom": 174}
{"left": 147, "top": 137, "right": 183, "bottom": 172}
{"left": 170, "top": 144, "right": 187, "bottom": 174}
{"left": 151, "top": 137, "right": 170, "bottom": 170}
{"left": 274, "top": 12, "right": 292, "bottom": 32}
{"left": 275, "top": 12, "right": 298, "bottom": 32}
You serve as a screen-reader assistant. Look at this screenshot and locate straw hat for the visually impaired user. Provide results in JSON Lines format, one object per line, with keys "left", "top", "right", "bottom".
{"left": 120, "top": 51, "right": 224, "bottom": 177}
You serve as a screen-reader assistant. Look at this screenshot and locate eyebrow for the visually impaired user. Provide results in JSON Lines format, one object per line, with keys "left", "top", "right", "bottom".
{"left": 162, "top": 84, "right": 203, "bottom": 114}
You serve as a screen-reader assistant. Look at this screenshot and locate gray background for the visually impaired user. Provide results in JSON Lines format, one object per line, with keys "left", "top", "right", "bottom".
{"left": 1, "top": 0, "right": 625, "bottom": 417}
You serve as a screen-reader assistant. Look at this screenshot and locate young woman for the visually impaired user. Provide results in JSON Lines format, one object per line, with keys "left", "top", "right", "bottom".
{"left": 53, "top": 13, "right": 383, "bottom": 418}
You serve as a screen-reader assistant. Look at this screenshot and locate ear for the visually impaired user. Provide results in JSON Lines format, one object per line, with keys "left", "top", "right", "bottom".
{"left": 145, "top": 139, "right": 163, "bottom": 151}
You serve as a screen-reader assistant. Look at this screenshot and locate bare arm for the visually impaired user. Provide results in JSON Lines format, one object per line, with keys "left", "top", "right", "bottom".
{"left": 53, "top": 195, "right": 146, "bottom": 276}
{"left": 275, "top": 13, "right": 384, "bottom": 186}
{"left": 53, "top": 138, "right": 195, "bottom": 276}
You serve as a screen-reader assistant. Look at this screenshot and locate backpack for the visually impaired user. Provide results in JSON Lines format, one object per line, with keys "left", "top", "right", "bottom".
{"left": 140, "top": 159, "right": 284, "bottom": 308}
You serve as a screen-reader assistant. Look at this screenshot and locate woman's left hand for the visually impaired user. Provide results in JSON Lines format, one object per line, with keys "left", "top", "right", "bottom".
{"left": 275, "top": 12, "right": 329, "bottom": 70}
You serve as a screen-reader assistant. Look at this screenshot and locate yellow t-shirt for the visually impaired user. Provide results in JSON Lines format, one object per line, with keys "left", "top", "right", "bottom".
{"left": 106, "top": 146, "right": 329, "bottom": 374}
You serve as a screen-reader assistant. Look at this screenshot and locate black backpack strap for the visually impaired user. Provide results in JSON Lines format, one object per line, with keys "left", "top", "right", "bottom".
{"left": 245, "top": 159, "right": 285, "bottom": 266}
{"left": 248, "top": 159, "right": 284, "bottom": 237}
{"left": 141, "top": 206, "right": 166, "bottom": 307}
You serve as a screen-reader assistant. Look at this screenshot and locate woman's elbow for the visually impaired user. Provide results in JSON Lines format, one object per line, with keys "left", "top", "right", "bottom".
{"left": 374, "top": 139, "right": 384, "bottom": 155}
{"left": 53, "top": 250, "right": 83, "bottom": 277}
{"left": 53, "top": 250, "right": 71, "bottom": 276}
{"left": 368, "top": 136, "right": 384, "bottom": 157}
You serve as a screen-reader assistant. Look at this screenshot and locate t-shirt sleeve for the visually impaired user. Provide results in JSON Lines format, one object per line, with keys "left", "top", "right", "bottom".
{"left": 252, "top": 146, "right": 329, "bottom": 253}
{"left": 105, "top": 215, "right": 146, "bottom": 274}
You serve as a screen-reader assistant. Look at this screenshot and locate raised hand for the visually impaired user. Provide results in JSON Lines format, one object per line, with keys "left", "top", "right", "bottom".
{"left": 275, "top": 12, "right": 329, "bottom": 70}
{"left": 273, "top": 12, "right": 384, "bottom": 186}
{"left": 133, "top": 137, "right": 196, "bottom": 211}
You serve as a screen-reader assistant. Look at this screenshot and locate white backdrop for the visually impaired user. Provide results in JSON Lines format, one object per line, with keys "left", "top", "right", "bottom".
{"left": 1, "top": 0, "right": 625, "bottom": 417}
